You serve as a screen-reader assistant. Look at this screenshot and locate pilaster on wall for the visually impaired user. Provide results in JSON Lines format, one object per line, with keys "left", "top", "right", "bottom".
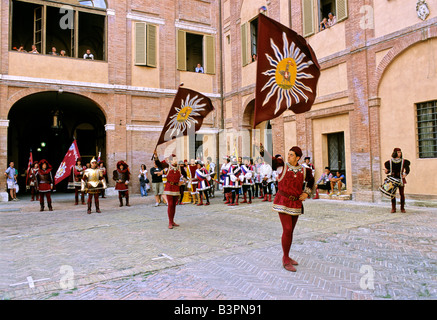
{"left": 0, "top": 122, "right": 8, "bottom": 201}
{"left": 368, "top": 96, "right": 382, "bottom": 201}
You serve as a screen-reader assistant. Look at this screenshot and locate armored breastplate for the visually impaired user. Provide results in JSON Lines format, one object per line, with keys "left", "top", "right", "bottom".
{"left": 85, "top": 168, "right": 102, "bottom": 187}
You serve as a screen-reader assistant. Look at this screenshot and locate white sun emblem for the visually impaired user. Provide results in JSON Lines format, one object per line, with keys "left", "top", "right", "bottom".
{"left": 166, "top": 94, "right": 206, "bottom": 137}
{"left": 261, "top": 32, "right": 314, "bottom": 114}
{"left": 55, "top": 161, "right": 66, "bottom": 179}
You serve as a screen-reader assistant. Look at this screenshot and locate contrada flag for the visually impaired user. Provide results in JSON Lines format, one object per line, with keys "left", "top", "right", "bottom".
{"left": 54, "top": 140, "right": 81, "bottom": 185}
{"left": 156, "top": 87, "right": 214, "bottom": 148}
{"left": 253, "top": 13, "right": 320, "bottom": 128}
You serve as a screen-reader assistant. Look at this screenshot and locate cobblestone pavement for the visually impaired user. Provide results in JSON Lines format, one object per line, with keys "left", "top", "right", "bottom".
{"left": 0, "top": 192, "right": 436, "bottom": 300}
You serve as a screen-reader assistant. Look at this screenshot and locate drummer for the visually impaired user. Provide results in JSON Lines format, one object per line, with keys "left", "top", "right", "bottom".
{"left": 384, "top": 147, "right": 410, "bottom": 213}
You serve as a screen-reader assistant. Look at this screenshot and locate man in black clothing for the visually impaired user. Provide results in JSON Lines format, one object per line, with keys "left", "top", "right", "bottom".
{"left": 384, "top": 148, "right": 410, "bottom": 213}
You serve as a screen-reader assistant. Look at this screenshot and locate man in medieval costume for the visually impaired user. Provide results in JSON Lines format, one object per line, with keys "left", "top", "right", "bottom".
{"left": 36, "top": 159, "right": 54, "bottom": 211}
{"left": 113, "top": 161, "right": 131, "bottom": 207}
{"left": 384, "top": 148, "right": 411, "bottom": 213}
{"left": 82, "top": 157, "right": 106, "bottom": 214}
{"left": 272, "top": 147, "right": 314, "bottom": 272}
{"left": 27, "top": 161, "right": 39, "bottom": 201}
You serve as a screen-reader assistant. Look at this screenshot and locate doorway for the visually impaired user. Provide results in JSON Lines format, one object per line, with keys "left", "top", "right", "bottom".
{"left": 327, "top": 132, "right": 345, "bottom": 173}
{"left": 7, "top": 91, "right": 106, "bottom": 192}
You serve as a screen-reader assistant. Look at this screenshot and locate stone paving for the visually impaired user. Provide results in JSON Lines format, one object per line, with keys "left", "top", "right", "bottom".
{"left": 0, "top": 192, "right": 436, "bottom": 300}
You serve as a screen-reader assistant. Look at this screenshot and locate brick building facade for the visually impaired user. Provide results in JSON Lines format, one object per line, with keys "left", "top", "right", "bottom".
{"left": 223, "top": 0, "right": 437, "bottom": 202}
{"left": 1, "top": 0, "right": 437, "bottom": 201}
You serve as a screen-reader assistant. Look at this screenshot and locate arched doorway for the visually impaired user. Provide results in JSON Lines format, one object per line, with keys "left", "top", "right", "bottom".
{"left": 8, "top": 91, "right": 106, "bottom": 192}
{"left": 242, "top": 99, "right": 273, "bottom": 158}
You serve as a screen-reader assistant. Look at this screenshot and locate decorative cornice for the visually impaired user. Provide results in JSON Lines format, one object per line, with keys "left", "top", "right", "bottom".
{"left": 0, "top": 74, "right": 220, "bottom": 99}
{"left": 127, "top": 12, "right": 165, "bottom": 25}
{"left": 175, "top": 20, "right": 216, "bottom": 34}
{"left": 0, "top": 120, "right": 10, "bottom": 127}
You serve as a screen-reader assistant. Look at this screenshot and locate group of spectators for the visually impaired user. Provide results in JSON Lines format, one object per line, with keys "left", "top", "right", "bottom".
{"left": 319, "top": 12, "right": 337, "bottom": 31}
{"left": 13, "top": 45, "right": 95, "bottom": 60}
{"left": 315, "top": 166, "right": 345, "bottom": 196}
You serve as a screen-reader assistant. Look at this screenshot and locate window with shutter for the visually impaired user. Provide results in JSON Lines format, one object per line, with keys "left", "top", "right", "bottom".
{"left": 336, "top": 0, "right": 348, "bottom": 22}
{"left": 302, "top": 0, "right": 315, "bottom": 37}
{"left": 134, "top": 22, "right": 146, "bottom": 66}
{"left": 241, "top": 22, "right": 249, "bottom": 66}
{"left": 177, "top": 29, "right": 187, "bottom": 71}
{"left": 146, "top": 24, "right": 157, "bottom": 67}
{"left": 204, "top": 35, "right": 215, "bottom": 74}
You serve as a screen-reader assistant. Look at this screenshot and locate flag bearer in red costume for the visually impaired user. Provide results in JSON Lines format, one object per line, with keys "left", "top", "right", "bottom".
{"left": 162, "top": 156, "right": 186, "bottom": 229}
{"left": 113, "top": 161, "right": 131, "bottom": 207}
{"left": 272, "top": 146, "right": 314, "bottom": 272}
{"left": 82, "top": 157, "right": 106, "bottom": 214}
{"left": 36, "top": 159, "right": 54, "bottom": 211}
{"left": 27, "top": 161, "right": 39, "bottom": 201}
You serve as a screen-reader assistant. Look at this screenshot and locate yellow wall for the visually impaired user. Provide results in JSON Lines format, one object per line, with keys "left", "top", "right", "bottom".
{"left": 374, "top": 1, "right": 437, "bottom": 39}
{"left": 317, "top": 62, "right": 348, "bottom": 97}
{"left": 180, "top": 71, "right": 214, "bottom": 93}
{"left": 312, "top": 113, "right": 352, "bottom": 194}
{"left": 240, "top": 0, "right": 267, "bottom": 23}
{"left": 308, "top": 22, "right": 346, "bottom": 60}
{"left": 241, "top": 59, "right": 257, "bottom": 88}
{"left": 8, "top": 51, "right": 109, "bottom": 83}
{"left": 378, "top": 39, "right": 437, "bottom": 196}
{"left": 130, "top": 23, "right": 160, "bottom": 88}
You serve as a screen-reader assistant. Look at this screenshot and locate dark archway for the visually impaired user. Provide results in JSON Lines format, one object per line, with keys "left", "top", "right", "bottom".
{"left": 8, "top": 91, "right": 106, "bottom": 192}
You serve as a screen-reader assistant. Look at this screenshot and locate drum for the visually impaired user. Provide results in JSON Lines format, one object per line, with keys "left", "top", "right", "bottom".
{"left": 379, "top": 176, "right": 401, "bottom": 199}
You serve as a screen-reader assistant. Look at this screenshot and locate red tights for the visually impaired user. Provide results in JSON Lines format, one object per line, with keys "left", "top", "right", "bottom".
{"left": 167, "top": 195, "right": 178, "bottom": 226}
{"left": 278, "top": 213, "right": 299, "bottom": 264}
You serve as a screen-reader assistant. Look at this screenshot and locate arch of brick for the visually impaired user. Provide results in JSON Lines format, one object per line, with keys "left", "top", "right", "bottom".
{"left": 373, "top": 25, "right": 437, "bottom": 97}
{"left": 5, "top": 87, "right": 110, "bottom": 123}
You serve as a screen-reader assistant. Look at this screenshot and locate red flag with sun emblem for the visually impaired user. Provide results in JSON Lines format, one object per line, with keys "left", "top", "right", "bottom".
{"left": 155, "top": 86, "right": 215, "bottom": 150}
{"left": 253, "top": 13, "right": 320, "bottom": 128}
{"left": 54, "top": 140, "right": 81, "bottom": 185}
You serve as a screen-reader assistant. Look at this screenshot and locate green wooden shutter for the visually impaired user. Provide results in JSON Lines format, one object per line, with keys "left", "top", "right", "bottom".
{"left": 302, "top": 0, "right": 314, "bottom": 37}
{"left": 177, "top": 29, "right": 186, "bottom": 71}
{"left": 146, "top": 24, "right": 157, "bottom": 67}
{"left": 134, "top": 22, "right": 146, "bottom": 66}
{"left": 241, "top": 22, "right": 249, "bottom": 66}
{"left": 204, "top": 35, "right": 215, "bottom": 74}
{"left": 336, "top": 0, "right": 348, "bottom": 22}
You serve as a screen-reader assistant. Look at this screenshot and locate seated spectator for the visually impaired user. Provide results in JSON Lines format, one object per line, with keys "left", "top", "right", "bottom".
{"left": 60, "top": 50, "right": 67, "bottom": 57}
{"left": 30, "top": 44, "right": 39, "bottom": 54}
{"left": 330, "top": 170, "right": 345, "bottom": 196}
{"left": 320, "top": 18, "right": 328, "bottom": 31}
{"left": 195, "top": 63, "right": 204, "bottom": 73}
{"left": 252, "top": 54, "right": 257, "bottom": 62}
{"left": 316, "top": 167, "right": 333, "bottom": 194}
{"left": 49, "top": 46, "right": 58, "bottom": 56}
{"left": 83, "top": 49, "right": 94, "bottom": 60}
{"left": 327, "top": 12, "right": 337, "bottom": 27}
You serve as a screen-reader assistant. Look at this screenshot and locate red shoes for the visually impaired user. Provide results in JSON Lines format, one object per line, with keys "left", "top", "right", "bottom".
{"left": 168, "top": 222, "right": 180, "bottom": 229}
{"left": 283, "top": 258, "right": 298, "bottom": 272}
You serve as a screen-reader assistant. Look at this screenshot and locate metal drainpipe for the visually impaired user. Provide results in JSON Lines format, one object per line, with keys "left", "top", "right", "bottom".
{"left": 216, "top": 0, "right": 225, "bottom": 189}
